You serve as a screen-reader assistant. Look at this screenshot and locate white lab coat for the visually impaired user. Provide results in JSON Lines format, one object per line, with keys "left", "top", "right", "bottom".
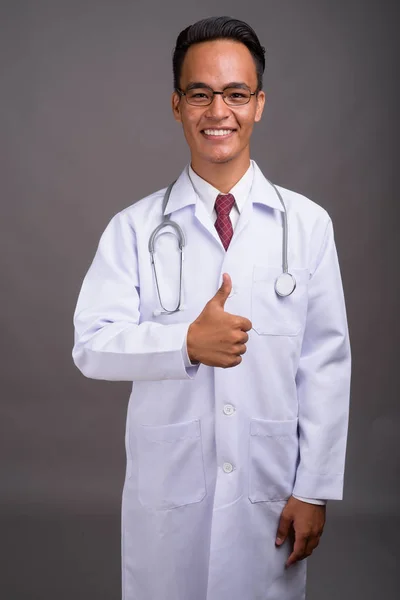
{"left": 73, "top": 161, "right": 351, "bottom": 600}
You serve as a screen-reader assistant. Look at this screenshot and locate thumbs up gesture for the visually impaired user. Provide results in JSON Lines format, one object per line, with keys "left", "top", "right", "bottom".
{"left": 187, "top": 273, "right": 252, "bottom": 368}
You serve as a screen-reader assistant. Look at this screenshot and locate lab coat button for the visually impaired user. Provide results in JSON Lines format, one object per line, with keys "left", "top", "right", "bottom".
{"left": 223, "top": 404, "right": 235, "bottom": 415}
{"left": 223, "top": 462, "right": 233, "bottom": 473}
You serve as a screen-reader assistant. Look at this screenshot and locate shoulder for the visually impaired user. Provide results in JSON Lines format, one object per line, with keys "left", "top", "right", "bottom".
{"left": 94, "top": 186, "right": 168, "bottom": 250}
{"left": 275, "top": 184, "right": 331, "bottom": 225}
{"left": 252, "top": 161, "right": 331, "bottom": 229}
{"left": 118, "top": 186, "right": 167, "bottom": 225}
{"left": 272, "top": 184, "right": 334, "bottom": 269}
{"left": 99, "top": 164, "right": 189, "bottom": 239}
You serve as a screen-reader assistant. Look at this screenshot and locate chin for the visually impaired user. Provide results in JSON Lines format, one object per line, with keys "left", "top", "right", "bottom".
{"left": 208, "top": 156, "right": 234, "bottom": 164}
{"left": 202, "top": 149, "right": 239, "bottom": 164}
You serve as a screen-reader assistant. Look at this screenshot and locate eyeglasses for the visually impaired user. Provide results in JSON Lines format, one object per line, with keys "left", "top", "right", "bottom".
{"left": 176, "top": 85, "right": 256, "bottom": 107}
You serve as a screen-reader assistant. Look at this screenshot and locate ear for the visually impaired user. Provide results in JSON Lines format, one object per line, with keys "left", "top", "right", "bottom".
{"left": 172, "top": 90, "right": 182, "bottom": 123}
{"left": 254, "top": 90, "right": 266, "bottom": 123}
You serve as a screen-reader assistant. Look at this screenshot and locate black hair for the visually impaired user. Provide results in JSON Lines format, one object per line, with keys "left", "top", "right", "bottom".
{"left": 173, "top": 16, "right": 266, "bottom": 92}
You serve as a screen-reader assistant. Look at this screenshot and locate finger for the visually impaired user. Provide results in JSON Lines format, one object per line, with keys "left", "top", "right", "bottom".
{"left": 232, "top": 330, "right": 249, "bottom": 345}
{"left": 234, "top": 316, "right": 252, "bottom": 331}
{"left": 213, "top": 273, "right": 232, "bottom": 308}
{"left": 276, "top": 513, "right": 291, "bottom": 546}
{"left": 304, "top": 535, "right": 320, "bottom": 557}
{"left": 241, "top": 317, "right": 252, "bottom": 331}
{"left": 235, "top": 343, "right": 247, "bottom": 356}
{"left": 236, "top": 331, "right": 249, "bottom": 344}
{"left": 286, "top": 535, "right": 308, "bottom": 567}
{"left": 225, "top": 355, "right": 242, "bottom": 368}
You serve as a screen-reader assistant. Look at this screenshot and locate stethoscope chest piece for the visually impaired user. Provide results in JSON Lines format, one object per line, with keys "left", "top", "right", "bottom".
{"left": 275, "top": 272, "right": 296, "bottom": 297}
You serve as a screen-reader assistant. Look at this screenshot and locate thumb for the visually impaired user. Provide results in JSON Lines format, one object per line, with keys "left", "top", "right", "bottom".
{"left": 276, "top": 511, "right": 291, "bottom": 547}
{"left": 213, "top": 273, "right": 232, "bottom": 308}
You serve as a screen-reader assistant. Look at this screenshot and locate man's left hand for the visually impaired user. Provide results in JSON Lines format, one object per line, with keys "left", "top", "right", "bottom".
{"left": 275, "top": 496, "right": 326, "bottom": 567}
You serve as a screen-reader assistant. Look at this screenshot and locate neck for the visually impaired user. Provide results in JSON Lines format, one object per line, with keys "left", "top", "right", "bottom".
{"left": 190, "top": 154, "right": 251, "bottom": 193}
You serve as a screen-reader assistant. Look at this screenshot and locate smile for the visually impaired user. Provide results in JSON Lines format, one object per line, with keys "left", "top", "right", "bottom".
{"left": 201, "top": 129, "right": 236, "bottom": 139}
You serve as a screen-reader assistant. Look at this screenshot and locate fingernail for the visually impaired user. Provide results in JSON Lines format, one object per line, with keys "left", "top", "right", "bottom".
{"left": 275, "top": 537, "right": 283, "bottom": 546}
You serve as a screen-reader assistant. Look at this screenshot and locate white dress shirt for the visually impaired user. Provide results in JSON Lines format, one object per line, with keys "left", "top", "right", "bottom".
{"left": 188, "top": 161, "right": 254, "bottom": 229}
{"left": 181, "top": 161, "right": 326, "bottom": 507}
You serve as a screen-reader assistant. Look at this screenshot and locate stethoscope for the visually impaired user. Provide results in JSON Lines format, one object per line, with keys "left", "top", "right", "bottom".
{"left": 148, "top": 179, "right": 296, "bottom": 316}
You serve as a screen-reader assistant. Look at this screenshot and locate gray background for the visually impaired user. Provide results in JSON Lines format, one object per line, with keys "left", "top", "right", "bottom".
{"left": 1, "top": 0, "right": 399, "bottom": 598}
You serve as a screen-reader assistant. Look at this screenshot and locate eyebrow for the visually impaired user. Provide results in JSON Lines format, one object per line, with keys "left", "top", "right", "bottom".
{"left": 185, "top": 81, "right": 251, "bottom": 91}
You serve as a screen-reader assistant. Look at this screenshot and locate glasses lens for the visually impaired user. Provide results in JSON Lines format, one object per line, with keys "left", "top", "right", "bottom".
{"left": 186, "top": 88, "right": 213, "bottom": 106}
{"left": 223, "top": 88, "right": 251, "bottom": 105}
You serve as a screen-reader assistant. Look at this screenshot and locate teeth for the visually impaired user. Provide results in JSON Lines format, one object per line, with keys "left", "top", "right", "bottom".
{"left": 203, "top": 129, "right": 234, "bottom": 136}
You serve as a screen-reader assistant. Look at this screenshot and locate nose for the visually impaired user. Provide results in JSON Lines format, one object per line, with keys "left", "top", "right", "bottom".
{"left": 204, "top": 94, "right": 231, "bottom": 120}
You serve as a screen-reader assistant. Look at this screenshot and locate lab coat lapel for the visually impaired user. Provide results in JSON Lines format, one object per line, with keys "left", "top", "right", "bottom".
{"left": 229, "top": 163, "right": 285, "bottom": 249}
{"left": 164, "top": 166, "right": 224, "bottom": 250}
{"left": 250, "top": 163, "right": 286, "bottom": 213}
{"left": 224, "top": 162, "right": 287, "bottom": 252}
{"left": 194, "top": 200, "right": 223, "bottom": 249}
{"left": 229, "top": 193, "right": 253, "bottom": 248}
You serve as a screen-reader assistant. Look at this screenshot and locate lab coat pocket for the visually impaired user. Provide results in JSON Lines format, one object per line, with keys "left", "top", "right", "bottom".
{"left": 251, "top": 266, "right": 308, "bottom": 336}
{"left": 249, "top": 418, "right": 299, "bottom": 502}
{"left": 136, "top": 419, "right": 206, "bottom": 510}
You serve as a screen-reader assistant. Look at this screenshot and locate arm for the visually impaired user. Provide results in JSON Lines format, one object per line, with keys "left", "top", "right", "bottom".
{"left": 276, "top": 217, "right": 351, "bottom": 565}
{"left": 293, "top": 217, "right": 351, "bottom": 500}
{"left": 72, "top": 211, "right": 200, "bottom": 382}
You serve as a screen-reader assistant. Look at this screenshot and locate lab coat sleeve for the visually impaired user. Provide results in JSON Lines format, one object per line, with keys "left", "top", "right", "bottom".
{"left": 181, "top": 336, "right": 201, "bottom": 377}
{"left": 72, "top": 211, "right": 200, "bottom": 381}
{"left": 292, "top": 218, "right": 351, "bottom": 501}
{"left": 182, "top": 336, "right": 200, "bottom": 368}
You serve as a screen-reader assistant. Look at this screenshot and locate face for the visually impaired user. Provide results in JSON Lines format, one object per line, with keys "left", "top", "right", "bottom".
{"left": 172, "top": 39, "right": 265, "bottom": 166}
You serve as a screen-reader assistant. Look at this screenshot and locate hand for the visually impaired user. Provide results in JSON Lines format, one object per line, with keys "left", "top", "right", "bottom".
{"left": 275, "top": 496, "right": 326, "bottom": 567}
{"left": 187, "top": 273, "right": 252, "bottom": 368}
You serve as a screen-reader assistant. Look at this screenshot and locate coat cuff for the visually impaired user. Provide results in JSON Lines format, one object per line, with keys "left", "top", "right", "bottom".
{"left": 293, "top": 464, "right": 344, "bottom": 500}
{"left": 182, "top": 328, "right": 200, "bottom": 379}
{"left": 181, "top": 329, "right": 200, "bottom": 377}
{"left": 292, "top": 494, "right": 327, "bottom": 505}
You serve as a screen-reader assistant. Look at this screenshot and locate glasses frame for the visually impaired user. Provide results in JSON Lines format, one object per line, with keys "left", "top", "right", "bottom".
{"left": 176, "top": 84, "right": 257, "bottom": 107}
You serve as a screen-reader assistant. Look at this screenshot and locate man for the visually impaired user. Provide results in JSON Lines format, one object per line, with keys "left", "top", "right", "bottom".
{"left": 73, "top": 16, "right": 351, "bottom": 600}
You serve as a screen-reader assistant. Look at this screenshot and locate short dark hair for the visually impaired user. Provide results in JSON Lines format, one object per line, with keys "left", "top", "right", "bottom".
{"left": 173, "top": 16, "right": 266, "bottom": 92}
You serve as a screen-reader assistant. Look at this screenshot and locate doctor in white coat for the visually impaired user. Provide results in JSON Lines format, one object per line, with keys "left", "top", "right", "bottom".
{"left": 73, "top": 16, "right": 351, "bottom": 600}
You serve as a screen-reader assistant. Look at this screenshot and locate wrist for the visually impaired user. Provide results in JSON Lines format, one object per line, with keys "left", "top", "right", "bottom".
{"left": 187, "top": 323, "right": 199, "bottom": 364}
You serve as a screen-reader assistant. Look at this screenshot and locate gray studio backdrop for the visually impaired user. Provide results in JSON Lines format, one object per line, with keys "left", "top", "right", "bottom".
{"left": 1, "top": 1, "right": 398, "bottom": 598}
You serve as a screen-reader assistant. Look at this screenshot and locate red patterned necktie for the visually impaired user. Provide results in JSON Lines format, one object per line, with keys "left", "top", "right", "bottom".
{"left": 214, "top": 193, "right": 235, "bottom": 250}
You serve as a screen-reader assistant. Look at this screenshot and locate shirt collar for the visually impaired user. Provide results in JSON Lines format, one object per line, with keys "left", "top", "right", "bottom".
{"left": 163, "top": 160, "right": 285, "bottom": 215}
{"left": 188, "top": 161, "right": 254, "bottom": 215}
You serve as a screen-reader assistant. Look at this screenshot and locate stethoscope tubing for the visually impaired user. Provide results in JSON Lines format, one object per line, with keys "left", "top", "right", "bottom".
{"left": 148, "top": 178, "right": 295, "bottom": 314}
